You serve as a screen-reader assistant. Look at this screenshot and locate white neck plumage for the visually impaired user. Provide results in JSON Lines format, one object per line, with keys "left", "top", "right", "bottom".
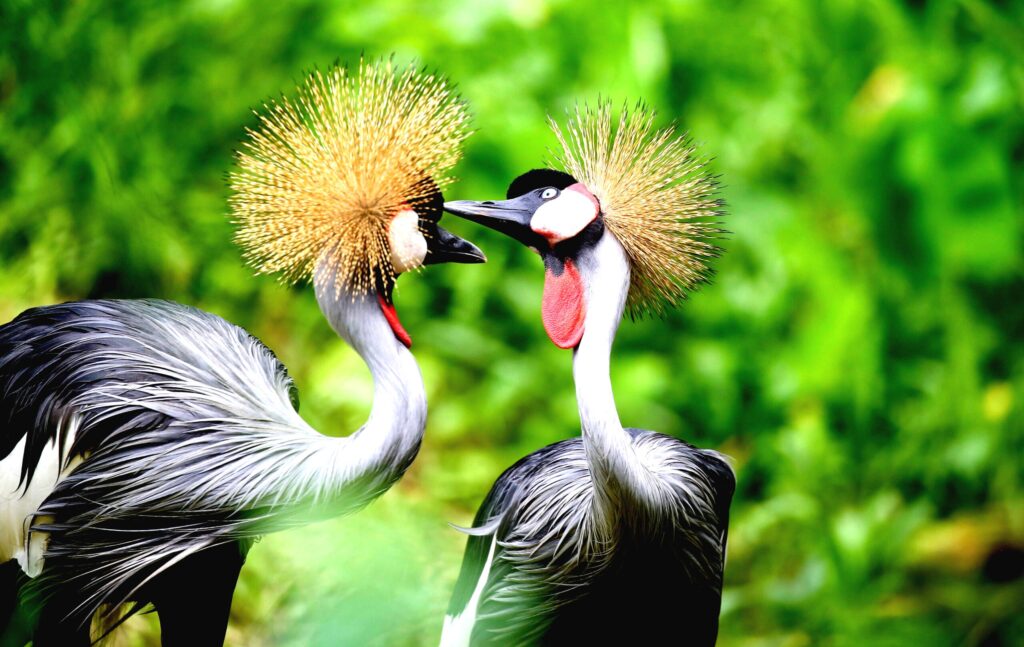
{"left": 572, "top": 230, "right": 656, "bottom": 524}
{"left": 305, "top": 266, "right": 427, "bottom": 511}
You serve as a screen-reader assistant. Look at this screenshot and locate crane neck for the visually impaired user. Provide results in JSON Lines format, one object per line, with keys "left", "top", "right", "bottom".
{"left": 311, "top": 267, "right": 426, "bottom": 511}
{"left": 572, "top": 229, "right": 655, "bottom": 524}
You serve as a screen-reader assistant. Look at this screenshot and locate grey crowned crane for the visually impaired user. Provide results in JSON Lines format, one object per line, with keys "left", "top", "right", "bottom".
{"left": 0, "top": 60, "right": 481, "bottom": 646}
{"left": 439, "top": 103, "right": 735, "bottom": 646}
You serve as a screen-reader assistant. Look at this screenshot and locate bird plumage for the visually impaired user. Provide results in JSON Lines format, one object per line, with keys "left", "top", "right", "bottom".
{"left": 440, "top": 228, "right": 733, "bottom": 646}
{"left": 231, "top": 58, "right": 471, "bottom": 296}
{"left": 0, "top": 285, "right": 435, "bottom": 636}
{"left": 550, "top": 101, "right": 725, "bottom": 317}
{"left": 0, "top": 300, "right": 304, "bottom": 620}
{"left": 0, "top": 56, "right": 482, "bottom": 644}
{"left": 445, "top": 432, "right": 732, "bottom": 645}
{"left": 441, "top": 106, "right": 733, "bottom": 644}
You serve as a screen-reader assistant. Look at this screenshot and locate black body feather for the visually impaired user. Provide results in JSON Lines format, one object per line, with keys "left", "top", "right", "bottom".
{"left": 447, "top": 430, "right": 734, "bottom": 646}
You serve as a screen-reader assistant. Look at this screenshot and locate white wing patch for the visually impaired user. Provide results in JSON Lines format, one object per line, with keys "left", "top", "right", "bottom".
{"left": 0, "top": 415, "right": 84, "bottom": 576}
{"left": 440, "top": 532, "right": 498, "bottom": 647}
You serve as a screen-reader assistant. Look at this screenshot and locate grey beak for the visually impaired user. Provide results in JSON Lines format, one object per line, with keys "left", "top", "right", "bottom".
{"left": 443, "top": 194, "right": 540, "bottom": 246}
{"left": 423, "top": 225, "right": 486, "bottom": 265}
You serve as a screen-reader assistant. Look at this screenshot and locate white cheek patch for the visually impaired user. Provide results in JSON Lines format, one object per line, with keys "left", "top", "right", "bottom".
{"left": 388, "top": 210, "right": 428, "bottom": 272}
{"left": 530, "top": 187, "right": 599, "bottom": 245}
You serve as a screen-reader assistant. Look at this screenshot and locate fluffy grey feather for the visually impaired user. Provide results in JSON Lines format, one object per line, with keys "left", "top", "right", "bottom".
{"left": 0, "top": 298, "right": 420, "bottom": 625}
{"left": 448, "top": 432, "right": 733, "bottom": 645}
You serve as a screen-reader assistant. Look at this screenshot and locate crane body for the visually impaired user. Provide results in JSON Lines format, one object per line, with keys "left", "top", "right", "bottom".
{"left": 0, "top": 57, "right": 480, "bottom": 645}
{"left": 441, "top": 103, "right": 734, "bottom": 645}
{"left": 440, "top": 221, "right": 732, "bottom": 645}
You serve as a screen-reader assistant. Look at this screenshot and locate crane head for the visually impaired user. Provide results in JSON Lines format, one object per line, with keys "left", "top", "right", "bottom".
{"left": 229, "top": 57, "right": 485, "bottom": 348}
{"left": 229, "top": 57, "right": 480, "bottom": 298}
{"left": 443, "top": 169, "right": 601, "bottom": 349}
{"left": 445, "top": 100, "right": 725, "bottom": 349}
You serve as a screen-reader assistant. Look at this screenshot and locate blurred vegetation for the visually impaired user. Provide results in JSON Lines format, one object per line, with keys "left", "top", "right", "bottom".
{"left": 2, "top": 0, "right": 1023, "bottom": 645}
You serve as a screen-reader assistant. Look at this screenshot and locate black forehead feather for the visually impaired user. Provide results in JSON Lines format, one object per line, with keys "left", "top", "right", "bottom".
{"left": 506, "top": 168, "right": 578, "bottom": 199}
{"left": 410, "top": 176, "right": 444, "bottom": 223}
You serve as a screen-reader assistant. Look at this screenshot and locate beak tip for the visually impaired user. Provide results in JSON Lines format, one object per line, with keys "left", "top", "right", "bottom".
{"left": 466, "top": 244, "right": 487, "bottom": 264}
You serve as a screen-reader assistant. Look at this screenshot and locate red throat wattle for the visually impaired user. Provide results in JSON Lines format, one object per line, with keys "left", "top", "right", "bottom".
{"left": 541, "top": 259, "right": 586, "bottom": 349}
{"left": 376, "top": 293, "right": 412, "bottom": 348}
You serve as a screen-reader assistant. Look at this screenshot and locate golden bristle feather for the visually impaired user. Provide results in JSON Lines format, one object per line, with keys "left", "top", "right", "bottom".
{"left": 550, "top": 101, "right": 725, "bottom": 318}
{"left": 230, "top": 58, "right": 471, "bottom": 296}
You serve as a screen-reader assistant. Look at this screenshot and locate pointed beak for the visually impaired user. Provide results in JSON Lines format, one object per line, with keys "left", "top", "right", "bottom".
{"left": 423, "top": 225, "right": 487, "bottom": 265}
{"left": 443, "top": 194, "right": 539, "bottom": 245}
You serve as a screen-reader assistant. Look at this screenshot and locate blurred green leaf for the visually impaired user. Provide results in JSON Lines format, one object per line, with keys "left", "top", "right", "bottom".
{"left": 2, "top": 0, "right": 1022, "bottom": 644}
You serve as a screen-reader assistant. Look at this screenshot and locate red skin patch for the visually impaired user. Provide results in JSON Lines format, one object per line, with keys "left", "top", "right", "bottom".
{"left": 377, "top": 293, "right": 412, "bottom": 348}
{"left": 565, "top": 182, "right": 600, "bottom": 209}
{"left": 541, "top": 259, "right": 586, "bottom": 349}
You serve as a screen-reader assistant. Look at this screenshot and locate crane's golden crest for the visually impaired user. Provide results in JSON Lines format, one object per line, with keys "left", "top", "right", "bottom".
{"left": 550, "top": 102, "right": 724, "bottom": 317}
{"left": 230, "top": 58, "right": 470, "bottom": 295}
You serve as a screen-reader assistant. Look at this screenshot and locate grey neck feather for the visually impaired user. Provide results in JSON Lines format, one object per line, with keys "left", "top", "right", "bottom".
{"left": 572, "top": 230, "right": 656, "bottom": 525}
{"left": 310, "top": 265, "right": 427, "bottom": 506}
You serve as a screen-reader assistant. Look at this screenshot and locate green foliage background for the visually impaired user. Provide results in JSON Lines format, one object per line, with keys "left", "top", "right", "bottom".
{"left": 1, "top": 0, "right": 1022, "bottom": 645}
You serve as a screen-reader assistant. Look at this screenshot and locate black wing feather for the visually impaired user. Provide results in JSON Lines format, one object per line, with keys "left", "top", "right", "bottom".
{"left": 446, "top": 439, "right": 578, "bottom": 617}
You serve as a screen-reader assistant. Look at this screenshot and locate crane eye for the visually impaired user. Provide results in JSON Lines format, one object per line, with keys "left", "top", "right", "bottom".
{"left": 540, "top": 188, "right": 558, "bottom": 200}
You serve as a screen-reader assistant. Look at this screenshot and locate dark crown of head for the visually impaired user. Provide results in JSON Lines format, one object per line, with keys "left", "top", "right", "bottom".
{"left": 506, "top": 169, "right": 578, "bottom": 199}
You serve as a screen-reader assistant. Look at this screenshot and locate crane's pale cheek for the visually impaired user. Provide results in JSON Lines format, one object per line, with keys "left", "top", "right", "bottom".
{"left": 542, "top": 259, "right": 586, "bottom": 349}
{"left": 389, "top": 210, "right": 428, "bottom": 272}
{"left": 531, "top": 189, "right": 598, "bottom": 245}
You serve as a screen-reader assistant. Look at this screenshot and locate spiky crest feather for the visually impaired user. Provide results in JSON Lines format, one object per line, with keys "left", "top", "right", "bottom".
{"left": 230, "top": 58, "right": 470, "bottom": 295}
{"left": 550, "top": 101, "right": 724, "bottom": 317}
